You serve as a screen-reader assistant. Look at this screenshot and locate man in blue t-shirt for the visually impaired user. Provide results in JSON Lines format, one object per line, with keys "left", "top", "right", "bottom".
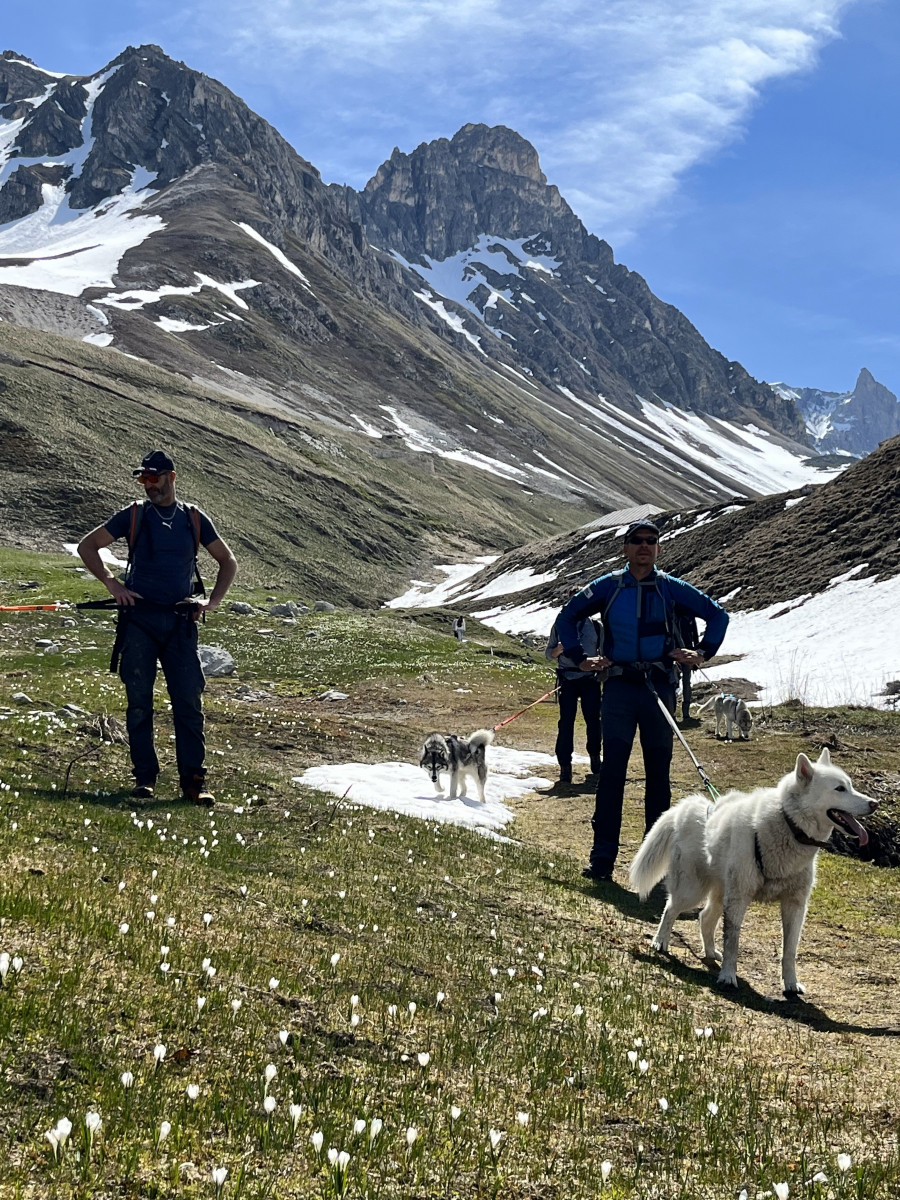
{"left": 553, "top": 520, "right": 728, "bottom": 882}
{"left": 78, "top": 450, "right": 238, "bottom": 804}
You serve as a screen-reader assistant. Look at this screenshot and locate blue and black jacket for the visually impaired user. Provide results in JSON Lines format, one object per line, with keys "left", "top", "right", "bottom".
{"left": 554, "top": 567, "right": 728, "bottom": 669}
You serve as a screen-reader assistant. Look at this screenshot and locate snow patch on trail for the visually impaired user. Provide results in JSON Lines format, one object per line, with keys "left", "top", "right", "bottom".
{"left": 295, "top": 745, "right": 568, "bottom": 834}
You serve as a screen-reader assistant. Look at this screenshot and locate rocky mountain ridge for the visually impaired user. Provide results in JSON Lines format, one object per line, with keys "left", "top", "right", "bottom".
{"left": 333, "top": 124, "right": 806, "bottom": 439}
{"left": 0, "top": 46, "right": 844, "bottom": 599}
{"left": 772, "top": 369, "right": 900, "bottom": 457}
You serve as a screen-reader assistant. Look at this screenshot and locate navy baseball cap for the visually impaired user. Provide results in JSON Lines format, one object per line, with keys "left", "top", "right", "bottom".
{"left": 623, "top": 520, "right": 660, "bottom": 542}
{"left": 133, "top": 450, "right": 175, "bottom": 476}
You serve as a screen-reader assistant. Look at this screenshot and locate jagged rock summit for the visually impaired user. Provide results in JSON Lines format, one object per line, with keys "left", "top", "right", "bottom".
{"left": 773, "top": 369, "right": 900, "bottom": 457}
{"left": 334, "top": 123, "right": 807, "bottom": 439}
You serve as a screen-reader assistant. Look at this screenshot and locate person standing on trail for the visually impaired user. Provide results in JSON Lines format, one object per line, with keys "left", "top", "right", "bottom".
{"left": 77, "top": 450, "right": 237, "bottom": 805}
{"left": 452, "top": 616, "right": 466, "bottom": 641}
{"left": 553, "top": 520, "right": 728, "bottom": 882}
{"left": 674, "top": 606, "right": 701, "bottom": 724}
{"left": 545, "top": 612, "right": 603, "bottom": 785}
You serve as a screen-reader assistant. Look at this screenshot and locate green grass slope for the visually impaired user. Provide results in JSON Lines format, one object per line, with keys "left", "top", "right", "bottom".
{"left": 2, "top": 550, "right": 900, "bottom": 1197}
{"left": 0, "top": 323, "right": 595, "bottom": 606}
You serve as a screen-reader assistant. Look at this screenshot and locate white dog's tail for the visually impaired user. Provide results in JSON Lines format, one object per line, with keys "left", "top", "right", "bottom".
{"left": 628, "top": 812, "right": 677, "bottom": 899}
{"left": 468, "top": 729, "right": 495, "bottom": 749}
{"left": 694, "top": 694, "right": 720, "bottom": 714}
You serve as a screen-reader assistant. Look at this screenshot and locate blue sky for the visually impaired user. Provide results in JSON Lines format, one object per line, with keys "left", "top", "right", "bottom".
{"left": 3, "top": 0, "right": 897, "bottom": 396}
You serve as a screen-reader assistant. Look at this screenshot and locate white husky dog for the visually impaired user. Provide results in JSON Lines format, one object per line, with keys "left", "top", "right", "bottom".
{"left": 629, "top": 749, "right": 877, "bottom": 995}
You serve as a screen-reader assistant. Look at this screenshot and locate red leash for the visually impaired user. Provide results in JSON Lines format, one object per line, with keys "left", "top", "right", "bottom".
{"left": 493, "top": 686, "right": 559, "bottom": 731}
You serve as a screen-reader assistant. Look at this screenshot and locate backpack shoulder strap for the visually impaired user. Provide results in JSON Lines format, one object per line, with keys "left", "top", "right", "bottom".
{"left": 125, "top": 500, "right": 147, "bottom": 579}
{"left": 182, "top": 502, "right": 206, "bottom": 597}
{"left": 599, "top": 570, "right": 629, "bottom": 624}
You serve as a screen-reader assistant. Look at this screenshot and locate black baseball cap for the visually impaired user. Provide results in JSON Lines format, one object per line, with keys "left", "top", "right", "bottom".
{"left": 623, "top": 520, "right": 660, "bottom": 542}
{"left": 132, "top": 450, "right": 175, "bottom": 477}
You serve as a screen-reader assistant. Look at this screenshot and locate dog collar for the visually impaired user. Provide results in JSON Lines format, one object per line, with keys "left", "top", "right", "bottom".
{"left": 783, "top": 810, "right": 831, "bottom": 850}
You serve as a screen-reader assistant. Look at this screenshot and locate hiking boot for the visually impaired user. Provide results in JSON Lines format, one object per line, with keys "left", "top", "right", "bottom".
{"left": 558, "top": 764, "right": 572, "bottom": 784}
{"left": 131, "top": 781, "right": 156, "bottom": 800}
{"left": 181, "top": 773, "right": 215, "bottom": 807}
{"left": 582, "top": 857, "right": 615, "bottom": 882}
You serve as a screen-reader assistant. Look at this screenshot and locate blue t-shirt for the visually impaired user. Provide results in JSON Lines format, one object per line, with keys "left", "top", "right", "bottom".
{"left": 105, "top": 502, "right": 219, "bottom": 606}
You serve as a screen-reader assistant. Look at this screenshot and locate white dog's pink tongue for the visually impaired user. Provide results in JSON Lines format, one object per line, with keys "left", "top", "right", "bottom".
{"left": 836, "top": 812, "right": 869, "bottom": 846}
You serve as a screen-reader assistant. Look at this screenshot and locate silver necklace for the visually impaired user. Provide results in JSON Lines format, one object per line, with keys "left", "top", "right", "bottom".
{"left": 151, "top": 504, "right": 177, "bottom": 531}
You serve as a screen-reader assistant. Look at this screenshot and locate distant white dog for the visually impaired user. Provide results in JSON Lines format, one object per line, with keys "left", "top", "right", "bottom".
{"left": 628, "top": 748, "right": 877, "bottom": 995}
{"left": 697, "top": 692, "right": 753, "bottom": 741}
{"left": 419, "top": 729, "right": 494, "bottom": 802}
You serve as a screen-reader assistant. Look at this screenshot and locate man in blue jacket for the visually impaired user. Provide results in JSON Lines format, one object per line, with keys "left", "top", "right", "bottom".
{"left": 553, "top": 520, "right": 728, "bottom": 881}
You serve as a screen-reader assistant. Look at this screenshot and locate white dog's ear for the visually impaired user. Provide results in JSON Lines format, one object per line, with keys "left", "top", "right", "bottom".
{"left": 817, "top": 746, "right": 832, "bottom": 765}
{"left": 795, "top": 753, "right": 815, "bottom": 784}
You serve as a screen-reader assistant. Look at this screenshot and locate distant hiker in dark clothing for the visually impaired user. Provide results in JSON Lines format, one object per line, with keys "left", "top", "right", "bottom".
{"left": 546, "top": 615, "right": 603, "bottom": 784}
{"left": 77, "top": 450, "right": 237, "bottom": 805}
{"left": 674, "top": 607, "right": 700, "bottom": 723}
{"left": 553, "top": 520, "right": 728, "bottom": 881}
{"left": 452, "top": 616, "right": 466, "bottom": 641}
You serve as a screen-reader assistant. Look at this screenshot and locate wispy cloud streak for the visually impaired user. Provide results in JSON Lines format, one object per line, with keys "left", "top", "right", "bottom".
{"left": 160, "top": 0, "right": 855, "bottom": 241}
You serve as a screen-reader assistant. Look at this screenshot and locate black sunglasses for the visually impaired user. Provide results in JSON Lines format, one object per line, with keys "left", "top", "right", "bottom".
{"left": 628, "top": 536, "right": 658, "bottom": 546}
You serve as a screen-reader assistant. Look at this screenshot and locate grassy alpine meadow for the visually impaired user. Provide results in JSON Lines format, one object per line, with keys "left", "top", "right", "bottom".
{"left": 1, "top": 550, "right": 900, "bottom": 1198}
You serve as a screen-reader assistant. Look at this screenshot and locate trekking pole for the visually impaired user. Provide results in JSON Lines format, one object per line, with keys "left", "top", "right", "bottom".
{"left": 645, "top": 680, "right": 721, "bottom": 802}
{"left": 493, "top": 686, "right": 560, "bottom": 732}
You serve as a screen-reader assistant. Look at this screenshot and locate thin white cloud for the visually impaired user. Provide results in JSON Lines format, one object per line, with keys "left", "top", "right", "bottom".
{"left": 157, "top": 0, "right": 856, "bottom": 242}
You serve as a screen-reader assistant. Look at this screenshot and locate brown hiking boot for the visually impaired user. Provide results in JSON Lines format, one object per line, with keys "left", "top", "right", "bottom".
{"left": 182, "top": 773, "right": 215, "bottom": 807}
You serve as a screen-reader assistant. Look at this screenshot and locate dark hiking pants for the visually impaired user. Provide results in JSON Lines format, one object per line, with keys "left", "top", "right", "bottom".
{"left": 555, "top": 675, "right": 602, "bottom": 767}
{"left": 589, "top": 673, "right": 675, "bottom": 869}
{"left": 119, "top": 607, "right": 206, "bottom": 786}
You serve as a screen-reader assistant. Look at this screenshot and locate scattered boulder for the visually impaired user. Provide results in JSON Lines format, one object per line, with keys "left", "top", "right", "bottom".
{"left": 198, "top": 645, "right": 236, "bottom": 677}
{"left": 35, "top": 639, "right": 55, "bottom": 648}
{"left": 314, "top": 601, "right": 335, "bottom": 613}
{"left": 317, "top": 689, "right": 349, "bottom": 701}
{"left": 12, "top": 692, "right": 32, "bottom": 704}
{"left": 59, "top": 703, "right": 89, "bottom": 717}
{"left": 41, "top": 643, "right": 62, "bottom": 655}
{"left": 269, "top": 602, "right": 299, "bottom": 617}
{"left": 230, "top": 601, "right": 254, "bottom": 615}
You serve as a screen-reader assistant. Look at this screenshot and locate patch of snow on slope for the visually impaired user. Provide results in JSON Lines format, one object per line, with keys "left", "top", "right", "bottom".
{"left": 395, "top": 235, "right": 560, "bottom": 327}
{"left": 295, "top": 745, "right": 559, "bottom": 834}
{"left": 379, "top": 406, "right": 527, "bottom": 482}
{"left": 472, "top": 600, "right": 560, "bottom": 636}
{"left": 386, "top": 557, "right": 498, "bottom": 609}
{"left": 235, "top": 222, "right": 312, "bottom": 291}
{"left": 458, "top": 566, "right": 559, "bottom": 604}
{"left": 415, "top": 290, "right": 485, "bottom": 352}
{"left": 702, "top": 570, "right": 900, "bottom": 707}
{"left": 0, "top": 179, "right": 164, "bottom": 294}
{"left": 635, "top": 399, "right": 844, "bottom": 494}
{"left": 99, "top": 275, "right": 259, "bottom": 312}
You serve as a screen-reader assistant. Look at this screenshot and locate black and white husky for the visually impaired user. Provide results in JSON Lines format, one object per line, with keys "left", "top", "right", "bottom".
{"left": 419, "top": 729, "right": 494, "bottom": 803}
